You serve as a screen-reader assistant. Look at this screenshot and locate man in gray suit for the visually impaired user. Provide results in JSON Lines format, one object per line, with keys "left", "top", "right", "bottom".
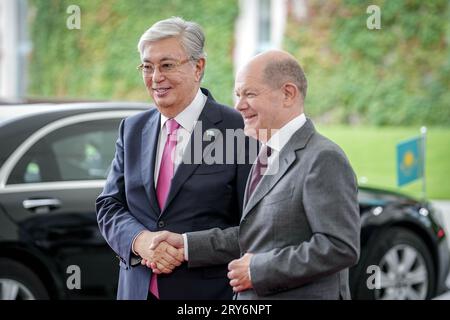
{"left": 147, "top": 50, "right": 361, "bottom": 299}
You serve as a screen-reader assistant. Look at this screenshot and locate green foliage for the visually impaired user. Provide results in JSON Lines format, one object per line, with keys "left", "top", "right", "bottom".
{"left": 285, "top": 0, "right": 450, "bottom": 126}
{"left": 28, "top": 0, "right": 238, "bottom": 105}
{"left": 29, "top": 1, "right": 449, "bottom": 125}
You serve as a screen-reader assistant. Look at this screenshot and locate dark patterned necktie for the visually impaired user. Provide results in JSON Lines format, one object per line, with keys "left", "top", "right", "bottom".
{"left": 247, "top": 145, "right": 272, "bottom": 202}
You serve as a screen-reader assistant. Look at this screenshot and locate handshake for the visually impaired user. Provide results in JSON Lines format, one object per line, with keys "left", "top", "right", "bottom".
{"left": 132, "top": 230, "right": 254, "bottom": 292}
{"left": 133, "top": 230, "right": 184, "bottom": 274}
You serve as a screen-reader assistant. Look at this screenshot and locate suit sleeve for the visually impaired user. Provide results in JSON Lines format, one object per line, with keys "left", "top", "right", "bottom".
{"left": 250, "top": 148, "right": 361, "bottom": 296}
{"left": 186, "top": 226, "right": 240, "bottom": 267}
{"left": 96, "top": 119, "right": 147, "bottom": 268}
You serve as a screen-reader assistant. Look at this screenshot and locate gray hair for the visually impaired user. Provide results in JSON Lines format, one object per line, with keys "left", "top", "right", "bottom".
{"left": 263, "top": 59, "right": 308, "bottom": 100}
{"left": 137, "top": 17, "right": 206, "bottom": 61}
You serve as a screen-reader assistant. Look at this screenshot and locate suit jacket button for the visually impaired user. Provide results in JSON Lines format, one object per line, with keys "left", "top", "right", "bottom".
{"left": 158, "top": 221, "right": 165, "bottom": 228}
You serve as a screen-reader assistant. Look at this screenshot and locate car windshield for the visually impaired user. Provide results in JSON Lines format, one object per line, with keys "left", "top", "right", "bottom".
{"left": 358, "top": 188, "right": 414, "bottom": 207}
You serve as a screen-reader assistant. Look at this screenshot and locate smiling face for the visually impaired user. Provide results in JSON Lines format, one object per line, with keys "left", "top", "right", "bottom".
{"left": 234, "top": 65, "right": 286, "bottom": 142}
{"left": 234, "top": 51, "right": 305, "bottom": 142}
{"left": 141, "top": 37, "right": 205, "bottom": 118}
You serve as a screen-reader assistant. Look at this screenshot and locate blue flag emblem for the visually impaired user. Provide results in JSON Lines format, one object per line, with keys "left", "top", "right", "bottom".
{"left": 397, "top": 136, "right": 423, "bottom": 186}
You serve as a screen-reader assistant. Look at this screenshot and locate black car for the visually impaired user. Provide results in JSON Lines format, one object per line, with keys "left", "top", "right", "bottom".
{"left": 0, "top": 103, "right": 448, "bottom": 300}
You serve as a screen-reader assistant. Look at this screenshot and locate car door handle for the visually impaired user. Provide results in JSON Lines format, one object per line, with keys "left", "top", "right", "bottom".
{"left": 22, "top": 198, "right": 62, "bottom": 211}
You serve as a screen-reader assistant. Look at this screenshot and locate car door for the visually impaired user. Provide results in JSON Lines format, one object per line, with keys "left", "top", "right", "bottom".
{"left": 0, "top": 111, "right": 137, "bottom": 299}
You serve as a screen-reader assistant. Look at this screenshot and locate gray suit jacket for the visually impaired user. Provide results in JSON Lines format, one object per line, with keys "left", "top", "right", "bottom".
{"left": 186, "top": 119, "right": 360, "bottom": 299}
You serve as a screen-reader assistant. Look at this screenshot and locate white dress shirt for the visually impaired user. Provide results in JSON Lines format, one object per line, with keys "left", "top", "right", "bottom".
{"left": 264, "top": 113, "right": 307, "bottom": 174}
{"left": 154, "top": 89, "right": 207, "bottom": 184}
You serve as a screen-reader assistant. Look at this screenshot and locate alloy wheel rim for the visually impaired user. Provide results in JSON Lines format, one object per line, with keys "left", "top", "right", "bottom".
{"left": 375, "top": 244, "right": 428, "bottom": 300}
{"left": 0, "top": 278, "right": 35, "bottom": 300}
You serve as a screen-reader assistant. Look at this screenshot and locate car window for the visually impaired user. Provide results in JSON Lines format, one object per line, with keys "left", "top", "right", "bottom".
{"left": 7, "top": 118, "right": 121, "bottom": 184}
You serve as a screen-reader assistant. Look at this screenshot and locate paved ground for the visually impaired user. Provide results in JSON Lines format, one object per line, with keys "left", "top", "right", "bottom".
{"left": 431, "top": 200, "right": 450, "bottom": 299}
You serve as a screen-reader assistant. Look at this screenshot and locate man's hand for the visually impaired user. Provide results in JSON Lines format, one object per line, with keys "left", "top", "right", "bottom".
{"left": 140, "top": 241, "right": 184, "bottom": 273}
{"left": 227, "top": 253, "right": 254, "bottom": 293}
{"left": 150, "top": 230, "right": 184, "bottom": 249}
{"left": 146, "top": 231, "right": 184, "bottom": 274}
{"left": 133, "top": 231, "right": 183, "bottom": 273}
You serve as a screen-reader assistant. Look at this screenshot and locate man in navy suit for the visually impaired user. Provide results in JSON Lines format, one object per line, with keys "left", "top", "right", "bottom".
{"left": 96, "top": 17, "right": 252, "bottom": 300}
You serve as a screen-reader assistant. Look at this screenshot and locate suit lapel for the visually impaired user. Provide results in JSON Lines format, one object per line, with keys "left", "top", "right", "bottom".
{"left": 242, "top": 141, "right": 262, "bottom": 208}
{"left": 242, "top": 161, "right": 255, "bottom": 209}
{"left": 141, "top": 110, "right": 161, "bottom": 216}
{"left": 242, "top": 119, "right": 316, "bottom": 219}
{"left": 161, "top": 90, "right": 222, "bottom": 214}
{"left": 242, "top": 150, "right": 296, "bottom": 220}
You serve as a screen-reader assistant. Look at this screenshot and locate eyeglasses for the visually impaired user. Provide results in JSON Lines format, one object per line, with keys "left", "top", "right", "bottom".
{"left": 137, "top": 58, "right": 193, "bottom": 77}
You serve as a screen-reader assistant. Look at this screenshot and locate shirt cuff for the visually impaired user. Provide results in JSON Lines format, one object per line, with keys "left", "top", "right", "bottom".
{"left": 182, "top": 233, "right": 189, "bottom": 261}
{"left": 248, "top": 254, "right": 254, "bottom": 281}
{"left": 131, "top": 230, "right": 145, "bottom": 256}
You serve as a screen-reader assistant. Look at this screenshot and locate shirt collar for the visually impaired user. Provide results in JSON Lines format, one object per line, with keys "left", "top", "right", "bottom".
{"left": 266, "top": 113, "right": 307, "bottom": 153}
{"left": 160, "top": 88, "right": 207, "bottom": 133}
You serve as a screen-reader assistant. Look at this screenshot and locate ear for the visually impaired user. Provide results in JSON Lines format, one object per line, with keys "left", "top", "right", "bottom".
{"left": 282, "top": 82, "right": 299, "bottom": 106}
{"left": 194, "top": 58, "right": 206, "bottom": 82}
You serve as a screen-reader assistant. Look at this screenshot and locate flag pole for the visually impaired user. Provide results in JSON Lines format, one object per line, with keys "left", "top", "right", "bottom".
{"left": 420, "top": 126, "right": 427, "bottom": 203}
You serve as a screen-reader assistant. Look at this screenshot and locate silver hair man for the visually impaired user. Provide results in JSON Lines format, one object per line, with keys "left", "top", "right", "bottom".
{"left": 137, "top": 16, "right": 206, "bottom": 79}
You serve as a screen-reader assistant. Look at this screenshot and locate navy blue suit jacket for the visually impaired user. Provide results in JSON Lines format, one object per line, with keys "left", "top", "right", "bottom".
{"left": 96, "top": 88, "right": 252, "bottom": 299}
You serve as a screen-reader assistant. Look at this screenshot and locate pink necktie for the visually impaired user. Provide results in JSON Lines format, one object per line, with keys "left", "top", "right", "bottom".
{"left": 156, "top": 118, "right": 180, "bottom": 209}
{"left": 150, "top": 118, "right": 180, "bottom": 299}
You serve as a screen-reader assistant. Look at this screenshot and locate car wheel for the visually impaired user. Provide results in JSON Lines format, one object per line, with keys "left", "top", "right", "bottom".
{"left": 353, "top": 227, "right": 435, "bottom": 300}
{"left": 0, "top": 258, "right": 49, "bottom": 300}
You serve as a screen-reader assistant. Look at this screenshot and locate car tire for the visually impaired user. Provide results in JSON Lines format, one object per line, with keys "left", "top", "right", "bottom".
{"left": 352, "top": 227, "right": 435, "bottom": 300}
{"left": 0, "top": 258, "right": 49, "bottom": 300}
